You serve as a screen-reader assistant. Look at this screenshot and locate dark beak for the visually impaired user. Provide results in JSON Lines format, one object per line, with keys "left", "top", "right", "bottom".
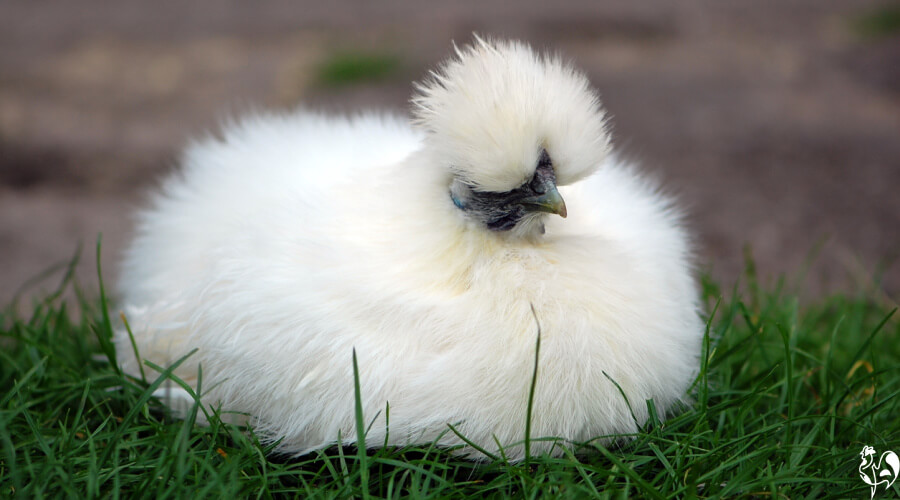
{"left": 519, "top": 187, "right": 567, "bottom": 218}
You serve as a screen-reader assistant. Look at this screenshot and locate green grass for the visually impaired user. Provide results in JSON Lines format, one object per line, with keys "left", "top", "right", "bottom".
{"left": 2, "top": 249, "right": 899, "bottom": 498}
{"left": 316, "top": 51, "right": 401, "bottom": 87}
{"left": 852, "top": 3, "right": 900, "bottom": 39}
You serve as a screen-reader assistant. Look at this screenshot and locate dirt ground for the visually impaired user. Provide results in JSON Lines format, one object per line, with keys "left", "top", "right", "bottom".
{"left": 2, "top": 1, "right": 898, "bottom": 307}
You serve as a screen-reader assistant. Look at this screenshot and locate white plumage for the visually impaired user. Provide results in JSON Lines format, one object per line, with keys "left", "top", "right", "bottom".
{"left": 116, "top": 37, "right": 703, "bottom": 460}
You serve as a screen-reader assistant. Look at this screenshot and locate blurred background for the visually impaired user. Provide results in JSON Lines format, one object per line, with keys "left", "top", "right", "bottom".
{"left": 1, "top": 0, "right": 898, "bottom": 307}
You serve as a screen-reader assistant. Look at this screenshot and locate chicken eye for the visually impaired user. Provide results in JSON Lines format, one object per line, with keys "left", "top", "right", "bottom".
{"left": 530, "top": 149, "right": 555, "bottom": 194}
{"left": 537, "top": 148, "right": 552, "bottom": 168}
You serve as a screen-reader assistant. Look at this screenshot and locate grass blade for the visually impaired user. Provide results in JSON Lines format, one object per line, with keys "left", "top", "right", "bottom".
{"left": 352, "top": 348, "right": 370, "bottom": 499}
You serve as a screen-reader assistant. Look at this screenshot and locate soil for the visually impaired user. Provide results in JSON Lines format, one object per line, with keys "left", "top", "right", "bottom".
{"left": 2, "top": 0, "right": 898, "bottom": 307}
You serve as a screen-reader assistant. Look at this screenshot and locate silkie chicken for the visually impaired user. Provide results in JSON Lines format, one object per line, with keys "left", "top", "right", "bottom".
{"left": 116, "top": 36, "right": 704, "bottom": 461}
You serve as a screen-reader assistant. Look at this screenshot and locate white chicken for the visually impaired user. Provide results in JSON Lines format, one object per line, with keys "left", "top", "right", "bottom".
{"left": 116, "top": 37, "right": 703, "bottom": 460}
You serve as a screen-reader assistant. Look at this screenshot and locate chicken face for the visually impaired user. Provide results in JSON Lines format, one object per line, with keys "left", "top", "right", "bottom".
{"left": 412, "top": 36, "right": 610, "bottom": 233}
{"left": 449, "top": 148, "right": 567, "bottom": 231}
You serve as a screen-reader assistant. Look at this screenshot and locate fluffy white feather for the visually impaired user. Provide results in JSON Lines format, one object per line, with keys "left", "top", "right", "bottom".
{"left": 116, "top": 37, "right": 703, "bottom": 461}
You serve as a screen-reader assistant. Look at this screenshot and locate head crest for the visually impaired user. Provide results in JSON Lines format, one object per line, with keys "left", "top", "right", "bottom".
{"left": 411, "top": 36, "right": 610, "bottom": 192}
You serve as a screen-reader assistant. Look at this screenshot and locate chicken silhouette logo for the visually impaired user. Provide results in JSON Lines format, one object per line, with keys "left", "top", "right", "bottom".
{"left": 860, "top": 445, "right": 899, "bottom": 499}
